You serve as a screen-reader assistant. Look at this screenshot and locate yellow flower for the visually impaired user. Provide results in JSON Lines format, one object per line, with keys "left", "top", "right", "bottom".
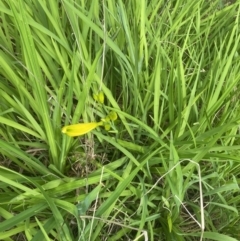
{"left": 62, "top": 122, "right": 103, "bottom": 137}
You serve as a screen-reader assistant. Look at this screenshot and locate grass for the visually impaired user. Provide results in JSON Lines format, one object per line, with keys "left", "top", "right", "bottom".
{"left": 0, "top": 0, "right": 240, "bottom": 240}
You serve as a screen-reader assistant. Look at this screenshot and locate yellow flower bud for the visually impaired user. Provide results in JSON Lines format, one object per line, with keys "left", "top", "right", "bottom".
{"left": 93, "top": 91, "right": 104, "bottom": 104}
{"left": 62, "top": 122, "right": 103, "bottom": 137}
{"left": 93, "top": 93, "right": 98, "bottom": 101}
{"left": 108, "top": 111, "right": 117, "bottom": 121}
{"left": 104, "top": 123, "right": 111, "bottom": 131}
{"left": 98, "top": 91, "right": 104, "bottom": 104}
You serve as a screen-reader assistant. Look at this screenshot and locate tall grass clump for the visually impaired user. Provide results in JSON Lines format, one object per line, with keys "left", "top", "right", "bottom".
{"left": 0, "top": 0, "right": 240, "bottom": 240}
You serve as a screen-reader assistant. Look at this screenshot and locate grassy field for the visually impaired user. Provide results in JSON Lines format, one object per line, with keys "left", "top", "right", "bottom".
{"left": 0, "top": 0, "right": 240, "bottom": 240}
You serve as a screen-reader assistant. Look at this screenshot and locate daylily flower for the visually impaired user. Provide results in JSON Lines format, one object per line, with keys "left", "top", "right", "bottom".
{"left": 62, "top": 122, "right": 103, "bottom": 137}
{"left": 62, "top": 111, "right": 118, "bottom": 137}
